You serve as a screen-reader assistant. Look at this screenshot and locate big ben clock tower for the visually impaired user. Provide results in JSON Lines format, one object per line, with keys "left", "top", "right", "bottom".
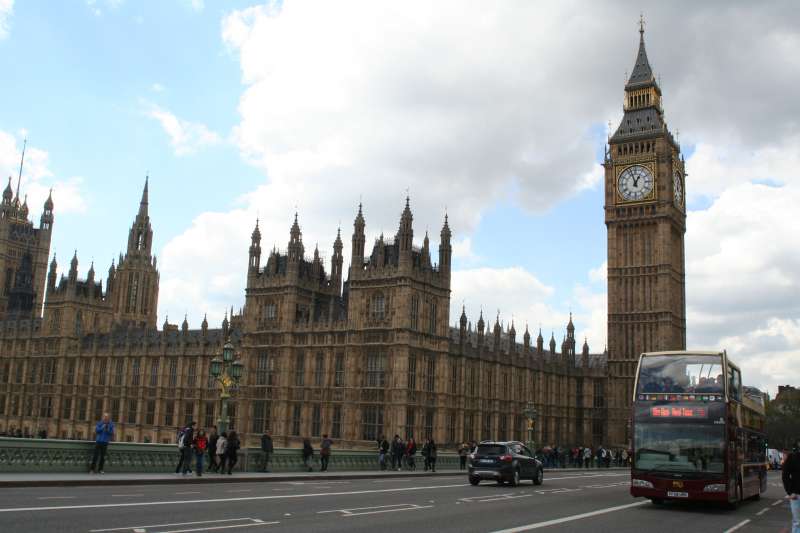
{"left": 605, "top": 20, "right": 687, "bottom": 447}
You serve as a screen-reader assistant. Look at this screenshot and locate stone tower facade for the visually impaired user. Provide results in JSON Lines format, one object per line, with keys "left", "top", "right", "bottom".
{"left": 605, "top": 25, "right": 687, "bottom": 446}
{"left": 0, "top": 177, "right": 53, "bottom": 320}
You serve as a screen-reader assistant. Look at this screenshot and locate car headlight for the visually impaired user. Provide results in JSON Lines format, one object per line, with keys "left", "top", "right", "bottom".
{"left": 703, "top": 483, "right": 726, "bottom": 492}
{"left": 631, "top": 479, "right": 654, "bottom": 489}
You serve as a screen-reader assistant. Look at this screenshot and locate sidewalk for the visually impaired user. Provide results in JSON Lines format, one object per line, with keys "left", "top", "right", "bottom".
{"left": 0, "top": 467, "right": 628, "bottom": 488}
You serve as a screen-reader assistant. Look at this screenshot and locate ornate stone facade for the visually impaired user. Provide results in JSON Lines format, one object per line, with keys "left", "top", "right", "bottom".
{"left": 604, "top": 25, "right": 687, "bottom": 446}
{"left": 0, "top": 183, "right": 606, "bottom": 449}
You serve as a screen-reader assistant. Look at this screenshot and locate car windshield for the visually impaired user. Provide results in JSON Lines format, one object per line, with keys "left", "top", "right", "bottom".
{"left": 476, "top": 445, "right": 506, "bottom": 456}
{"left": 634, "top": 422, "right": 725, "bottom": 474}
{"left": 637, "top": 354, "right": 724, "bottom": 395}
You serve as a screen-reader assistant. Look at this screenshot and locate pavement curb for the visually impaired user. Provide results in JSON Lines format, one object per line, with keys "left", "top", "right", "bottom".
{"left": 0, "top": 468, "right": 628, "bottom": 488}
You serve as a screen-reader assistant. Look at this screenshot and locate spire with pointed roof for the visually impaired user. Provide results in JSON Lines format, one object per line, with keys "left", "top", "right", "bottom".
{"left": 626, "top": 15, "right": 655, "bottom": 88}
{"left": 2, "top": 177, "right": 12, "bottom": 205}
{"left": 397, "top": 196, "right": 413, "bottom": 255}
{"left": 139, "top": 174, "right": 149, "bottom": 216}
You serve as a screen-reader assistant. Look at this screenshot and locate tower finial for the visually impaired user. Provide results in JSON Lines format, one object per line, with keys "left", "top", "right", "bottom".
{"left": 16, "top": 138, "right": 26, "bottom": 201}
{"left": 639, "top": 12, "right": 645, "bottom": 38}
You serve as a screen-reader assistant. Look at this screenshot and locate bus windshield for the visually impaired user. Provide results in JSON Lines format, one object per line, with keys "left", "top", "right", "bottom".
{"left": 637, "top": 354, "right": 724, "bottom": 395}
{"left": 634, "top": 422, "right": 725, "bottom": 474}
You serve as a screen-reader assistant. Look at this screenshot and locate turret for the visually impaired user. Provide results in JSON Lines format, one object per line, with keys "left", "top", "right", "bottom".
{"left": 40, "top": 189, "right": 54, "bottom": 230}
{"left": 69, "top": 251, "right": 79, "bottom": 284}
{"left": 397, "top": 197, "right": 413, "bottom": 267}
{"left": 331, "top": 227, "right": 343, "bottom": 295}
{"left": 523, "top": 324, "right": 531, "bottom": 353}
{"left": 182, "top": 314, "right": 189, "bottom": 334}
{"left": 537, "top": 327, "right": 544, "bottom": 355}
{"left": 2, "top": 177, "right": 12, "bottom": 206}
{"left": 249, "top": 219, "right": 261, "bottom": 273}
{"left": 351, "top": 203, "right": 366, "bottom": 271}
{"left": 421, "top": 231, "right": 431, "bottom": 268}
{"left": 439, "top": 214, "right": 451, "bottom": 279}
{"left": 477, "top": 310, "right": 485, "bottom": 347}
{"left": 459, "top": 305, "right": 467, "bottom": 343}
{"left": 582, "top": 338, "right": 590, "bottom": 367}
{"left": 201, "top": 313, "right": 208, "bottom": 336}
{"left": 493, "top": 313, "right": 502, "bottom": 350}
{"left": 47, "top": 254, "right": 58, "bottom": 291}
{"left": 509, "top": 321, "right": 517, "bottom": 353}
{"left": 287, "top": 213, "right": 304, "bottom": 262}
{"left": 19, "top": 195, "right": 28, "bottom": 220}
{"left": 107, "top": 259, "right": 116, "bottom": 293}
{"left": 86, "top": 261, "right": 95, "bottom": 286}
{"left": 549, "top": 332, "right": 556, "bottom": 355}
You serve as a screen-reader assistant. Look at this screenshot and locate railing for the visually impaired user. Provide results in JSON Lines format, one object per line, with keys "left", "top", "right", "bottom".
{"left": 0, "top": 437, "right": 460, "bottom": 473}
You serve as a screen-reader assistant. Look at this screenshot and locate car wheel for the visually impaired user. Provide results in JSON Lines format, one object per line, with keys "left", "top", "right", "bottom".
{"left": 533, "top": 468, "right": 543, "bottom": 486}
{"left": 510, "top": 468, "right": 520, "bottom": 487}
{"left": 650, "top": 498, "right": 663, "bottom": 505}
{"left": 497, "top": 479, "right": 505, "bottom": 486}
{"left": 469, "top": 476, "right": 480, "bottom": 486}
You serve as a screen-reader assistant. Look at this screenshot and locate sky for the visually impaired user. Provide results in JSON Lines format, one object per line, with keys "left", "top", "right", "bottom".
{"left": 0, "top": 0, "right": 798, "bottom": 397}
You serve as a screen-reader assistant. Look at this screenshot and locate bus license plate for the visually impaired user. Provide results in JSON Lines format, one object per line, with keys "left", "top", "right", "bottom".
{"left": 667, "top": 491, "right": 688, "bottom": 498}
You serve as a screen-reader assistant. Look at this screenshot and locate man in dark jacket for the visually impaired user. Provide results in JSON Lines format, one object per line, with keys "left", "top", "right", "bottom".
{"left": 176, "top": 421, "right": 196, "bottom": 475}
{"left": 782, "top": 441, "right": 800, "bottom": 533}
{"left": 261, "top": 431, "right": 274, "bottom": 472}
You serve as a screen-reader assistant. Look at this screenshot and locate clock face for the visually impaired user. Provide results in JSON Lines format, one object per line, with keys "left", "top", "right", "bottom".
{"left": 617, "top": 165, "right": 654, "bottom": 202}
{"left": 673, "top": 171, "right": 683, "bottom": 207}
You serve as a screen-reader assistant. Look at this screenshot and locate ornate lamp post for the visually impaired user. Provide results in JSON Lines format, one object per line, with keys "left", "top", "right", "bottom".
{"left": 523, "top": 401, "right": 538, "bottom": 454}
{"left": 209, "top": 340, "right": 244, "bottom": 435}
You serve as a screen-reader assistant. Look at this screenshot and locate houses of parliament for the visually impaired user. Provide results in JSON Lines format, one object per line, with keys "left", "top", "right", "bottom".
{"left": 0, "top": 25, "right": 685, "bottom": 449}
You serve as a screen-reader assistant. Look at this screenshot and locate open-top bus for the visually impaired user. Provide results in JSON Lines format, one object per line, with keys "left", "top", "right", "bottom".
{"left": 630, "top": 351, "right": 767, "bottom": 506}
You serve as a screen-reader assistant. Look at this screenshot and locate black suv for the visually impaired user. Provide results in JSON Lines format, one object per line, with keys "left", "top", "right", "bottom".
{"left": 468, "top": 441, "right": 544, "bottom": 486}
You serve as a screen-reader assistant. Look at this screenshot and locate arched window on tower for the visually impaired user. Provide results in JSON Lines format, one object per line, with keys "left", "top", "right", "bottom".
{"left": 371, "top": 293, "right": 386, "bottom": 320}
{"left": 137, "top": 232, "right": 144, "bottom": 251}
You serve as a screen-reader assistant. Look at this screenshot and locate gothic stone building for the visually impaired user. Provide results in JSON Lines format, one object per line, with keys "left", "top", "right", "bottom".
{"left": 0, "top": 185, "right": 607, "bottom": 448}
{"left": 0, "top": 26, "right": 683, "bottom": 449}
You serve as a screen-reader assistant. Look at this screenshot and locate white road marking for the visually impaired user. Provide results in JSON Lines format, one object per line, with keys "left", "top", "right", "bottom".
{"left": 90, "top": 518, "right": 261, "bottom": 532}
{"left": 37, "top": 496, "right": 77, "bottom": 500}
{"left": 755, "top": 507, "right": 770, "bottom": 516}
{"left": 175, "top": 492, "right": 201, "bottom": 495}
{"left": 156, "top": 522, "right": 279, "bottom": 533}
{"left": 772, "top": 499, "right": 784, "bottom": 506}
{"left": 722, "top": 519, "right": 751, "bottom": 533}
{"left": 488, "top": 501, "right": 649, "bottom": 532}
{"left": 318, "top": 503, "right": 433, "bottom": 517}
{"left": 0, "top": 483, "right": 466, "bottom": 513}
{"left": 111, "top": 494, "right": 145, "bottom": 497}
{"left": 225, "top": 490, "right": 252, "bottom": 493}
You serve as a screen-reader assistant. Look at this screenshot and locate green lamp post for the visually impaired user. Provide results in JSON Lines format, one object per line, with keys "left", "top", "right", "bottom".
{"left": 209, "top": 339, "right": 244, "bottom": 435}
{"left": 523, "top": 401, "right": 538, "bottom": 454}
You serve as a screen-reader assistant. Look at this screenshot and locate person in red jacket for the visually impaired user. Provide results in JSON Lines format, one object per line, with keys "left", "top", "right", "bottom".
{"left": 194, "top": 430, "right": 208, "bottom": 477}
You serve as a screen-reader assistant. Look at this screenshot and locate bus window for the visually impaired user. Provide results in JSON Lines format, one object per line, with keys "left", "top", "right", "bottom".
{"left": 728, "top": 367, "right": 742, "bottom": 401}
{"left": 637, "top": 354, "right": 724, "bottom": 395}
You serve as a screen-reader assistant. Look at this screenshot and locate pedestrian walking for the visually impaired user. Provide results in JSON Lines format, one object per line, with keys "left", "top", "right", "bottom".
{"left": 782, "top": 440, "right": 800, "bottom": 533}
{"left": 215, "top": 432, "right": 228, "bottom": 473}
{"left": 261, "top": 430, "right": 274, "bottom": 472}
{"left": 223, "top": 431, "right": 240, "bottom": 475}
{"left": 428, "top": 439, "right": 438, "bottom": 472}
{"left": 392, "top": 435, "right": 404, "bottom": 471}
{"left": 320, "top": 434, "right": 333, "bottom": 472}
{"left": 378, "top": 435, "right": 390, "bottom": 470}
{"left": 422, "top": 439, "right": 431, "bottom": 471}
{"left": 406, "top": 437, "right": 417, "bottom": 471}
{"left": 176, "top": 421, "right": 196, "bottom": 475}
{"left": 89, "top": 412, "right": 114, "bottom": 474}
{"left": 458, "top": 442, "right": 469, "bottom": 470}
{"left": 194, "top": 429, "right": 208, "bottom": 477}
{"left": 208, "top": 427, "right": 219, "bottom": 473}
{"left": 583, "top": 446, "right": 592, "bottom": 469}
{"left": 302, "top": 438, "right": 314, "bottom": 472}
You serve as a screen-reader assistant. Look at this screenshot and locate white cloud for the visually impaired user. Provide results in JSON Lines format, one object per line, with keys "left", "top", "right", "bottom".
{"left": 0, "top": 0, "right": 13, "bottom": 39}
{"left": 143, "top": 102, "right": 222, "bottom": 156}
{"left": 156, "top": 2, "right": 799, "bottom": 395}
{"left": 588, "top": 261, "right": 607, "bottom": 284}
{"left": 0, "top": 130, "right": 87, "bottom": 214}
{"left": 189, "top": 0, "right": 204, "bottom": 12}
{"left": 150, "top": 83, "right": 165, "bottom": 93}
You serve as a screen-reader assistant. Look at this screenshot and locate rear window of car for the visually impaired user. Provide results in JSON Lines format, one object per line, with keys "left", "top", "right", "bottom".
{"left": 476, "top": 444, "right": 507, "bottom": 456}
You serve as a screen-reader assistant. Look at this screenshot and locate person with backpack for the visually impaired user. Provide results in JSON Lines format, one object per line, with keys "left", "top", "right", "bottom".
{"left": 406, "top": 437, "right": 417, "bottom": 471}
{"left": 458, "top": 442, "right": 469, "bottom": 470}
{"left": 320, "top": 434, "right": 333, "bottom": 472}
{"left": 391, "top": 435, "right": 403, "bottom": 471}
{"left": 175, "top": 422, "right": 196, "bottom": 475}
{"left": 302, "top": 438, "right": 314, "bottom": 472}
{"left": 215, "top": 432, "right": 227, "bottom": 474}
{"left": 193, "top": 429, "right": 208, "bottom": 477}
{"left": 223, "top": 431, "right": 240, "bottom": 475}
{"left": 782, "top": 440, "right": 800, "bottom": 533}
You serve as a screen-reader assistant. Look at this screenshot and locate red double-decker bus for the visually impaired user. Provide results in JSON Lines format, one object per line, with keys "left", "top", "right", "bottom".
{"left": 630, "top": 351, "right": 767, "bottom": 507}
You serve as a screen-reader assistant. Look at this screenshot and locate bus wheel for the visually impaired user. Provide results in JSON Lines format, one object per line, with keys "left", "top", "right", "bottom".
{"left": 650, "top": 498, "right": 663, "bottom": 505}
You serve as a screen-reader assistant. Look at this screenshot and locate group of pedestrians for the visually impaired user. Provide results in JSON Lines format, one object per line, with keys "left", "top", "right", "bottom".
{"left": 376, "top": 435, "right": 437, "bottom": 471}
{"left": 300, "top": 434, "right": 334, "bottom": 472}
{"left": 175, "top": 422, "right": 240, "bottom": 476}
{"left": 536, "top": 445, "right": 629, "bottom": 468}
